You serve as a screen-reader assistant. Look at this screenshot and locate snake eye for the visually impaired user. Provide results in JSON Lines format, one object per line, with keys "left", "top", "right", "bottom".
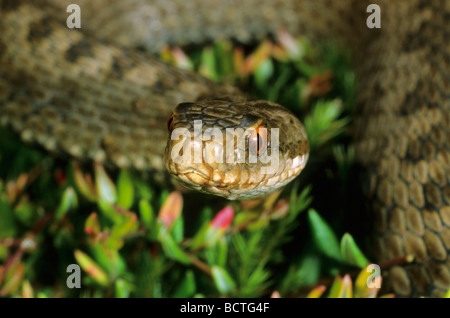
{"left": 249, "top": 124, "right": 268, "bottom": 156}
{"left": 167, "top": 112, "right": 174, "bottom": 132}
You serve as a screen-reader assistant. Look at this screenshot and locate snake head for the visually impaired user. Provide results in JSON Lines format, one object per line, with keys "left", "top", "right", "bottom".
{"left": 164, "top": 97, "right": 309, "bottom": 200}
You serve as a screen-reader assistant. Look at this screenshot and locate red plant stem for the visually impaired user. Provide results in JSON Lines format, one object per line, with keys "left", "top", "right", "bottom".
{"left": 379, "top": 255, "right": 414, "bottom": 270}
{"left": 0, "top": 211, "right": 55, "bottom": 284}
{"left": 187, "top": 254, "right": 212, "bottom": 276}
{"left": 0, "top": 249, "right": 23, "bottom": 283}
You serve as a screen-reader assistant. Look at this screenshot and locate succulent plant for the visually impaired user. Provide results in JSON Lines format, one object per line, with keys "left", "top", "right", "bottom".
{"left": 0, "top": 31, "right": 397, "bottom": 299}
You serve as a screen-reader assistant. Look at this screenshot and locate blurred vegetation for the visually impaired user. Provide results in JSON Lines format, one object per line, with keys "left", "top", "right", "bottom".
{"left": 0, "top": 31, "right": 411, "bottom": 298}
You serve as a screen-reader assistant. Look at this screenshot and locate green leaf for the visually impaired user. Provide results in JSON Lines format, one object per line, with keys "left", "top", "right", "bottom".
{"left": 106, "top": 210, "right": 139, "bottom": 250}
{"left": 213, "top": 41, "right": 234, "bottom": 79}
{"left": 304, "top": 99, "right": 350, "bottom": 151}
{"left": 115, "top": 279, "right": 131, "bottom": 298}
{"left": 94, "top": 162, "right": 117, "bottom": 204}
{"left": 307, "top": 286, "right": 326, "bottom": 298}
{"left": 74, "top": 250, "right": 109, "bottom": 287}
{"left": 139, "top": 199, "right": 154, "bottom": 229}
{"left": 171, "top": 212, "right": 184, "bottom": 243}
{"left": 199, "top": 47, "right": 218, "bottom": 81}
{"left": 307, "top": 209, "right": 342, "bottom": 261}
{"left": 55, "top": 187, "right": 78, "bottom": 221}
{"left": 117, "top": 170, "right": 134, "bottom": 210}
{"left": 0, "top": 246, "right": 7, "bottom": 261}
{"left": 158, "top": 229, "right": 190, "bottom": 265}
{"left": 340, "top": 233, "right": 370, "bottom": 268}
{"left": 85, "top": 213, "right": 100, "bottom": 236}
{"left": 72, "top": 163, "right": 97, "bottom": 202}
{"left": 203, "top": 238, "right": 229, "bottom": 270}
{"left": 134, "top": 179, "right": 153, "bottom": 201}
{"left": 172, "top": 270, "right": 196, "bottom": 298}
{"left": 203, "top": 228, "right": 226, "bottom": 248}
{"left": 280, "top": 247, "right": 321, "bottom": 294}
{"left": 289, "top": 183, "right": 312, "bottom": 218}
{"left": 14, "top": 202, "right": 35, "bottom": 227}
{"left": 0, "top": 262, "right": 24, "bottom": 296}
{"left": 98, "top": 200, "right": 121, "bottom": 224}
{"left": 297, "top": 252, "right": 321, "bottom": 285}
{"left": 190, "top": 221, "right": 210, "bottom": 250}
{"left": 90, "top": 244, "right": 125, "bottom": 278}
{"left": 211, "top": 265, "right": 236, "bottom": 295}
{"left": 21, "top": 280, "right": 34, "bottom": 298}
{"left": 332, "top": 145, "right": 355, "bottom": 182}
{"left": 111, "top": 212, "right": 138, "bottom": 239}
{"left": 254, "top": 59, "right": 274, "bottom": 89}
{"left": 216, "top": 239, "right": 228, "bottom": 268}
{"left": 267, "top": 66, "right": 293, "bottom": 102}
{"left": 327, "top": 275, "right": 343, "bottom": 298}
{"left": 327, "top": 275, "right": 353, "bottom": 298}
{"left": 0, "top": 199, "right": 16, "bottom": 238}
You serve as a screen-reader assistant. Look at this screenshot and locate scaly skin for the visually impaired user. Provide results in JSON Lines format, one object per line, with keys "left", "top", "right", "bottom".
{"left": 0, "top": 0, "right": 449, "bottom": 296}
{"left": 164, "top": 98, "right": 309, "bottom": 200}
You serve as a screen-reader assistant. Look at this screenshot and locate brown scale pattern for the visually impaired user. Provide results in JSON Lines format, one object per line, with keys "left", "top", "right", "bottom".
{"left": 164, "top": 98, "right": 308, "bottom": 199}
{"left": 0, "top": 0, "right": 449, "bottom": 296}
{"left": 352, "top": 0, "right": 450, "bottom": 297}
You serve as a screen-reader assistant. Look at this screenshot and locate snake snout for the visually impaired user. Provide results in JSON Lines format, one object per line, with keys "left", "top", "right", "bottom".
{"left": 164, "top": 98, "right": 309, "bottom": 199}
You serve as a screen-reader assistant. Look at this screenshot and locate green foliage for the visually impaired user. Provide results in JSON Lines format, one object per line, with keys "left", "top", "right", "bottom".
{"left": 445, "top": 288, "right": 450, "bottom": 298}
{"left": 305, "top": 265, "right": 394, "bottom": 298}
{"left": 211, "top": 265, "right": 236, "bottom": 295}
{"left": 0, "top": 32, "right": 383, "bottom": 298}
{"left": 304, "top": 99, "right": 350, "bottom": 151}
{"left": 340, "top": 233, "right": 370, "bottom": 268}
{"left": 55, "top": 187, "right": 78, "bottom": 221}
{"left": 172, "top": 270, "right": 196, "bottom": 298}
{"left": 117, "top": 171, "right": 134, "bottom": 210}
{"left": 308, "top": 209, "right": 342, "bottom": 262}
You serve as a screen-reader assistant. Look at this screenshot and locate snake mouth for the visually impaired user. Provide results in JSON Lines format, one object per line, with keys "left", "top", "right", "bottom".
{"left": 166, "top": 153, "right": 308, "bottom": 200}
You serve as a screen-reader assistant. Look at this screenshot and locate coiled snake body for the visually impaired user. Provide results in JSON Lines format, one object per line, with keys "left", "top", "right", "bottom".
{"left": 0, "top": 0, "right": 449, "bottom": 297}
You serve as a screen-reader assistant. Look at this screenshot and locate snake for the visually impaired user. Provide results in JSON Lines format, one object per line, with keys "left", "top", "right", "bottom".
{"left": 0, "top": 0, "right": 448, "bottom": 297}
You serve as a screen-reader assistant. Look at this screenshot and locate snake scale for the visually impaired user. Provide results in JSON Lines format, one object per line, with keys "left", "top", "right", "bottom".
{"left": 0, "top": 0, "right": 449, "bottom": 297}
